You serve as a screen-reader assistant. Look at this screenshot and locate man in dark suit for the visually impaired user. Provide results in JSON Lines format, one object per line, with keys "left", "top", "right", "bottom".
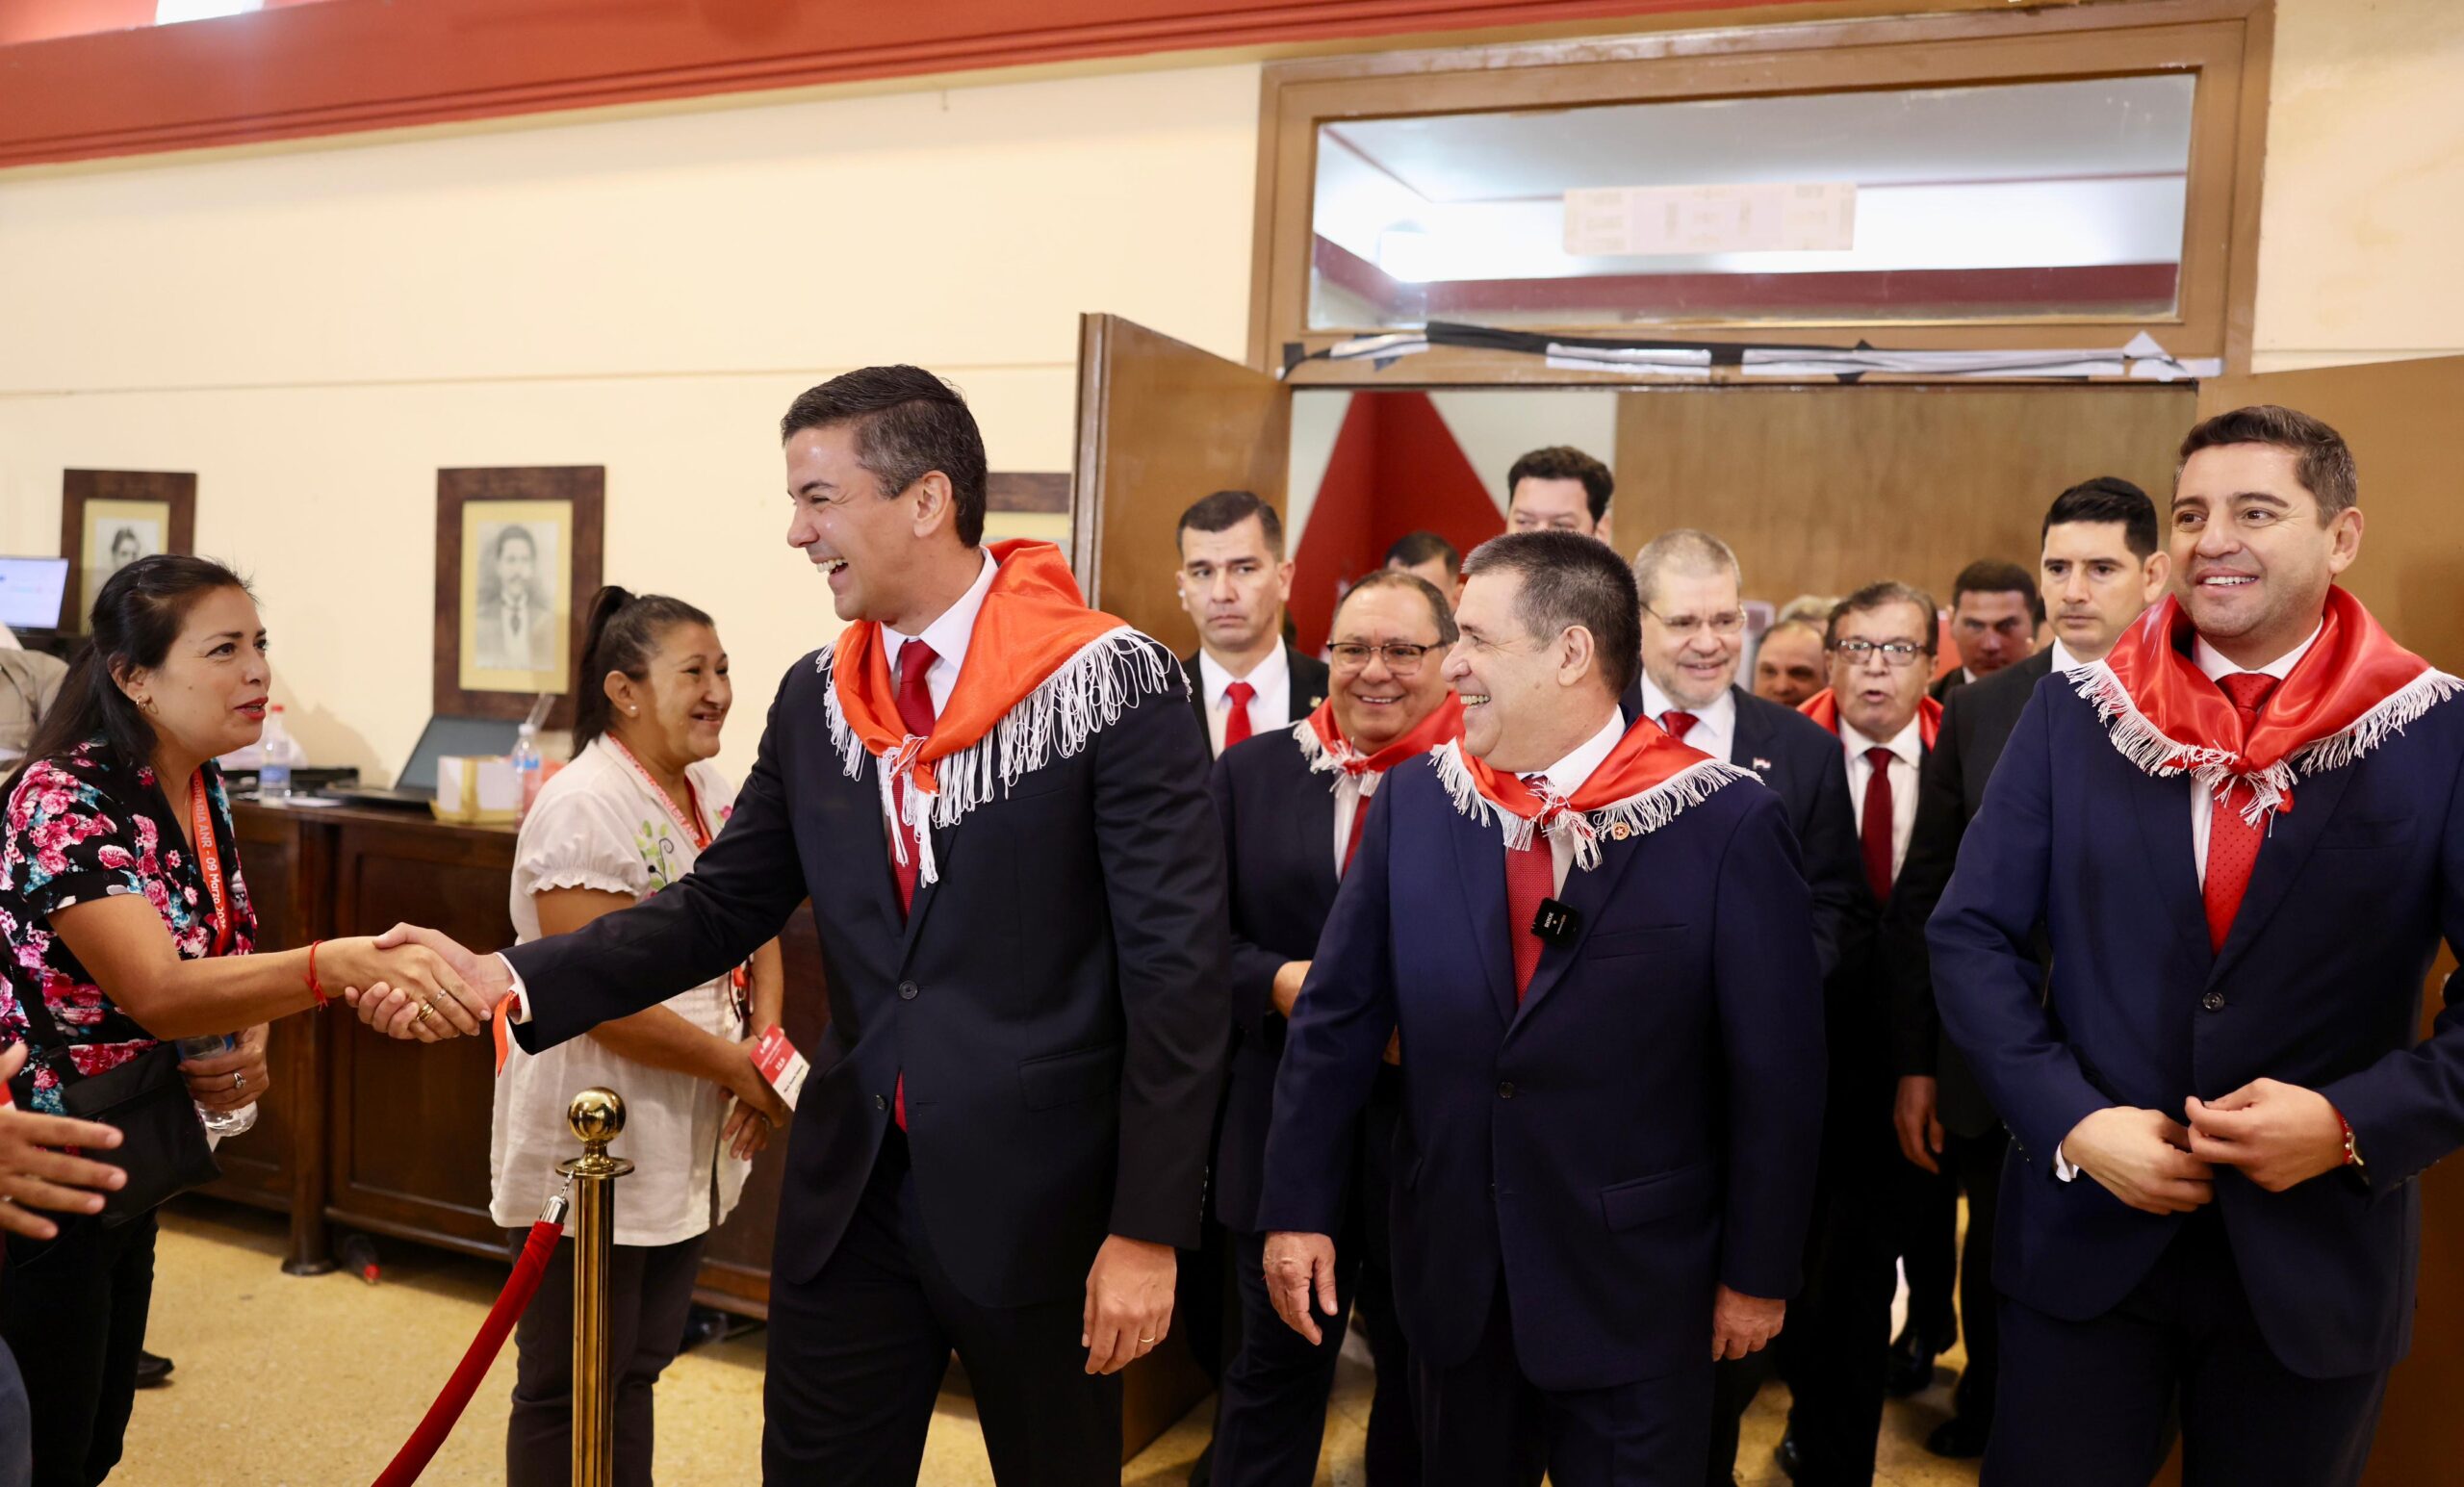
{"left": 1261, "top": 531, "right": 1827, "bottom": 1486}
{"left": 1210, "top": 570, "right": 1460, "bottom": 1487}
{"left": 1176, "top": 489, "right": 1328, "bottom": 761}
{"left": 1621, "top": 528, "right": 1870, "bottom": 1487}
{"left": 1885, "top": 476, "right": 2170, "bottom": 1460}
{"left": 1934, "top": 405, "right": 2464, "bottom": 1487}
{"left": 361, "top": 367, "right": 1229, "bottom": 1486}
{"left": 1781, "top": 582, "right": 1943, "bottom": 1486}
{"left": 1930, "top": 560, "right": 2040, "bottom": 704}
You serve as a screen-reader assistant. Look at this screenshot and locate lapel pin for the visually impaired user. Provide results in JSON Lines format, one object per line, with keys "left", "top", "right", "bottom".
{"left": 1753, "top": 757, "right": 1774, "bottom": 774}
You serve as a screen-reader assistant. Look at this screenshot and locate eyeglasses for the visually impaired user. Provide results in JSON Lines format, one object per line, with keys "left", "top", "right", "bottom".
{"left": 1329, "top": 642, "right": 1436, "bottom": 674}
{"left": 1642, "top": 604, "right": 1747, "bottom": 639}
{"left": 1830, "top": 639, "right": 1929, "bottom": 667}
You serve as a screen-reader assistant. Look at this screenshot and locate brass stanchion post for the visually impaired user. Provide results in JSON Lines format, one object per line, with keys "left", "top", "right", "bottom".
{"left": 560, "top": 1089, "right": 633, "bottom": 1487}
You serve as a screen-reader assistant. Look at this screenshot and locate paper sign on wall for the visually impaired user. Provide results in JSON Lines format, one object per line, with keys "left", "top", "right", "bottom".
{"left": 1563, "top": 182, "right": 1857, "bottom": 257}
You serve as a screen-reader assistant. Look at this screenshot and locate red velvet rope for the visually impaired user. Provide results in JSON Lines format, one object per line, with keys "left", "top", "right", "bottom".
{"left": 370, "top": 1218, "right": 563, "bottom": 1487}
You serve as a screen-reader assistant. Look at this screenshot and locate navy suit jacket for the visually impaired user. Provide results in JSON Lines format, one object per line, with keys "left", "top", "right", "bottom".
{"left": 1620, "top": 680, "right": 1866, "bottom": 979}
{"left": 1932, "top": 675, "right": 2464, "bottom": 1377}
{"left": 1260, "top": 738, "right": 1827, "bottom": 1390}
{"left": 1208, "top": 726, "right": 1398, "bottom": 1234}
{"left": 1184, "top": 644, "right": 1329, "bottom": 761}
{"left": 506, "top": 635, "right": 1230, "bottom": 1310}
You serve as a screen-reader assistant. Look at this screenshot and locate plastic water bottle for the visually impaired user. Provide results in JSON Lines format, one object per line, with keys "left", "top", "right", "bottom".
{"left": 172, "top": 1034, "right": 258, "bottom": 1139}
{"left": 512, "top": 722, "right": 544, "bottom": 820}
{"left": 257, "top": 705, "right": 294, "bottom": 801}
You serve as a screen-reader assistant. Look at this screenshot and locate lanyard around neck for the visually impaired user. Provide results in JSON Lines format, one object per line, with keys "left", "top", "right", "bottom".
{"left": 188, "top": 772, "right": 232, "bottom": 959}
{"left": 606, "top": 737, "right": 711, "bottom": 851}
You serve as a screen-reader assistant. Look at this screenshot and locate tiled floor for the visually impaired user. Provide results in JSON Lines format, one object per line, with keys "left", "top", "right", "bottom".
{"left": 115, "top": 1200, "right": 1984, "bottom": 1485}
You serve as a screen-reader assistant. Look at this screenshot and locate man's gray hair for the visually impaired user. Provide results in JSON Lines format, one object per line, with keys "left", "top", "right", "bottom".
{"left": 1630, "top": 528, "right": 1740, "bottom": 612}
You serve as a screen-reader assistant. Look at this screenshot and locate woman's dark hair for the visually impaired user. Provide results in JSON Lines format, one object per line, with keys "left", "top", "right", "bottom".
{"left": 573, "top": 585, "right": 717, "bottom": 752}
{"left": 6, "top": 555, "right": 253, "bottom": 795}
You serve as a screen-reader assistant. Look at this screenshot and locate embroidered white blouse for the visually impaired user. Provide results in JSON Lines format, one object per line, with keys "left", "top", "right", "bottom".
{"left": 488, "top": 738, "right": 750, "bottom": 1245}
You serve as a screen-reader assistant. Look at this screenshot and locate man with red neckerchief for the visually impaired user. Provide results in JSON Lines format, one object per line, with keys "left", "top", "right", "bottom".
{"left": 1208, "top": 570, "right": 1460, "bottom": 1487}
{"left": 1933, "top": 405, "right": 2464, "bottom": 1487}
{"left": 1258, "top": 532, "right": 1825, "bottom": 1485}
{"left": 355, "top": 367, "right": 1229, "bottom": 1486}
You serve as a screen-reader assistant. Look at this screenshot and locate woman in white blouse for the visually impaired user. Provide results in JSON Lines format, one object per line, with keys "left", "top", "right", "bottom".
{"left": 493, "top": 586, "right": 790, "bottom": 1487}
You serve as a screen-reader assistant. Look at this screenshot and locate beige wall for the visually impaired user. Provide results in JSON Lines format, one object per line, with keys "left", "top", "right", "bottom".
{"left": 2, "top": 0, "right": 2456, "bottom": 780}
{"left": 0, "top": 64, "right": 1262, "bottom": 782}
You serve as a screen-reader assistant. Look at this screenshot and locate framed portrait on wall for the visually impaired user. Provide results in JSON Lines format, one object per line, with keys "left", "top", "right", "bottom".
{"left": 433, "top": 466, "right": 603, "bottom": 728}
{"left": 59, "top": 470, "right": 196, "bottom": 632}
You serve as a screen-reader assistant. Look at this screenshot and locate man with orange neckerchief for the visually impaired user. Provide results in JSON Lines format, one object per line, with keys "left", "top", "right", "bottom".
{"left": 1934, "top": 405, "right": 2464, "bottom": 1487}
{"left": 355, "top": 366, "right": 1229, "bottom": 1486}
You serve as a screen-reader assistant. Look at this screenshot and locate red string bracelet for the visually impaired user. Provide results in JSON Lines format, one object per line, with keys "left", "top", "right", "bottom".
{"left": 305, "top": 939, "right": 329, "bottom": 1008}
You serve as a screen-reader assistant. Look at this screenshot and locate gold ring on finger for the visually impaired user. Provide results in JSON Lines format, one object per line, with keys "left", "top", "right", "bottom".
{"left": 417, "top": 1003, "right": 435, "bottom": 1023}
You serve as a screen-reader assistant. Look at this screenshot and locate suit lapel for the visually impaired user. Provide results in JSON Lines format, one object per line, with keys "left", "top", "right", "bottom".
{"left": 2122, "top": 756, "right": 2208, "bottom": 967}
{"left": 1728, "top": 687, "right": 1773, "bottom": 778}
{"left": 1445, "top": 801, "right": 1516, "bottom": 1028}
{"left": 2208, "top": 761, "right": 2358, "bottom": 986}
{"left": 1511, "top": 829, "right": 1649, "bottom": 1033}
{"left": 1286, "top": 646, "right": 1326, "bottom": 723}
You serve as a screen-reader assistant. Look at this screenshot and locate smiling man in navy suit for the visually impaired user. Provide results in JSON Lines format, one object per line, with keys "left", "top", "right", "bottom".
{"left": 1258, "top": 531, "right": 1826, "bottom": 1485}
{"left": 1209, "top": 570, "right": 1462, "bottom": 1487}
{"left": 1933, "top": 405, "right": 2464, "bottom": 1487}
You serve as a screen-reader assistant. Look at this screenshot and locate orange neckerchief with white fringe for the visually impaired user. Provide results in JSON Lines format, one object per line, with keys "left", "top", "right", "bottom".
{"left": 1432, "top": 714, "right": 1752, "bottom": 873}
{"left": 2066, "top": 586, "right": 2459, "bottom": 824}
{"left": 823, "top": 540, "right": 1173, "bottom": 884}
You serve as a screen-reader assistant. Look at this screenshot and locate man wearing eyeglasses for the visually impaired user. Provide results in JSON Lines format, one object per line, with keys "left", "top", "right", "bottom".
{"left": 1772, "top": 581, "right": 1943, "bottom": 1487}
{"left": 1626, "top": 531, "right": 1868, "bottom": 1487}
{"left": 1208, "top": 571, "right": 1462, "bottom": 1487}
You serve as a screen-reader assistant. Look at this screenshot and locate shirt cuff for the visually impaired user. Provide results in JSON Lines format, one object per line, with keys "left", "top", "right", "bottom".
{"left": 499, "top": 954, "right": 531, "bottom": 1023}
{"left": 2052, "top": 1142, "right": 2079, "bottom": 1182}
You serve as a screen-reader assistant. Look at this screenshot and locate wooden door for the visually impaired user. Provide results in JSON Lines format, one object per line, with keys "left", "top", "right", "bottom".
{"left": 2196, "top": 358, "right": 2464, "bottom": 1487}
{"left": 1071, "top": 314, "right": 1291, "bottom": 657}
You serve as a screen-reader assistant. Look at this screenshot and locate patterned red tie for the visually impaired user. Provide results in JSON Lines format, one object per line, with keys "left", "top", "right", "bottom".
{"left": 1223, "top": 679, "right": 1257, "bottom": 750}
{"left": 890, "top": 638, "right": 937, "bottom": 1131}
{"left": 2202, "top": 673, "right": 2281, "bottom": 952}
{"left": 1659, "top": 709, "right": 1698, "bottom": 744}
{"left": 1505, "top": 776, "right": 1554, "bottom": 1002}
{"left": 1860, "top": 746, "right": 1897, "bottom": 905}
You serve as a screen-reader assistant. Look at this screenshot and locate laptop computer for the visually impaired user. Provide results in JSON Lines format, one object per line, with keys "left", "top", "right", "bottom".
{"left": 322, "top": 715, "right": 524, "bottom": 808}
{"left": 0, "top": 555, "right": 70, "bottom": 648}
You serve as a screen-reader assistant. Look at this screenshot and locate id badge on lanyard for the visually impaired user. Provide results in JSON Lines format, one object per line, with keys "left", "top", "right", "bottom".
{"left": 608, "top": 740, "right": 752, "bottom": 1018}
{"left": 190, "top": 773, "right": 233, "bottom": 959}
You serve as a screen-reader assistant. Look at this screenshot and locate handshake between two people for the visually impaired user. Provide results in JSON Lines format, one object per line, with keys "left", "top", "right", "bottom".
{"left": 316, "top": 925, "right": 511, "bottom": 1043}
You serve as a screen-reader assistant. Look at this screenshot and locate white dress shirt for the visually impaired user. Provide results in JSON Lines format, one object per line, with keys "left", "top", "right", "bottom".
{"left": 2052, "top": 621, "right": 2319, "bottom": 1182}
{"left": 1198, "top": 649, "right": 1290, "bottom": 756}
{"left": 1839, "top": 714, "right": 1923, "bottom": 885}
{"left": 1527, "top": 708, "right": 1628, "bottom": 893}
{"left": 1638, "top": 678, "right": 1737, "bottom": 766}
{"left": 1330, "top": 773, "right": 1386, "bottom": 878}
{"left": 883, "top": 548, "right": 998, "bottom": 716}
{"left": 2046, "top": 637, "right": 2085, "bottom": 675}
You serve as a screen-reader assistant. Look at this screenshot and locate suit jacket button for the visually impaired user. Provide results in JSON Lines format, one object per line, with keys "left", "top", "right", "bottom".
{"left": 899, "top": 980, "right": 919, "bottom": 1001}
{"left": 1498, "top": 1081, "right": 1516, "bottom": 1099}
{"left": 2201, "top": 990, "right": 2225, "bottom": 1012}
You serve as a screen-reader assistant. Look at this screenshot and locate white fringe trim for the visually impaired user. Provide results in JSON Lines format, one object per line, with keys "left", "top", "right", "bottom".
{"left": 1430, "top": 740, "right": 1755, "bottom": 872}
{"left": 2067, "top": 658, "right": 2464, "bottom": 825}
{"left": 817, "top": 628, "right": 1177, "bottom": 885}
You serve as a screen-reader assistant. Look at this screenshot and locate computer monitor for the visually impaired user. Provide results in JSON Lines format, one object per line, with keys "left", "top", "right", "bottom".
{"left": 398, "top": 715, "right": 523, "bottom": 794}
{"left": 0, "top": 557, "right": 68, "bottom": 632}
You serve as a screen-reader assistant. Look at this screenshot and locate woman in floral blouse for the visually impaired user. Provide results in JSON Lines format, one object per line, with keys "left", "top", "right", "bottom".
{"left": 0, "top": 556, "right": 478, "bottom": 1485}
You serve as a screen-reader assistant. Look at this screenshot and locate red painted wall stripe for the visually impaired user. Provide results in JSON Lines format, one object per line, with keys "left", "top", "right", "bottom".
{"left": 0, "top": 0, "right": 1822, "bottom": 169}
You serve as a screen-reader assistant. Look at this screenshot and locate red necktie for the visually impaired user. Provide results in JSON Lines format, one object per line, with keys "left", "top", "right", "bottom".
{"left": 1860, "top": 745, "right": 1897, "bottom": 906}
{"left": 2202, "top": 673, "right": 2281, "bottom": 952}
{"left": 890, "top": 638, "right": 937, "bottom": 1131}
{"left": 1342, "top": 789, "right": 1372, "bottom": 874}
{"left": 1222, "top": 679, "right": 1257, "bottom": 750}
{"left": 1505, "top": 776, "right": 1553, "bottom": 1002}
{"left": 1659, "top": 709, "right": 1698, "bottom": 744}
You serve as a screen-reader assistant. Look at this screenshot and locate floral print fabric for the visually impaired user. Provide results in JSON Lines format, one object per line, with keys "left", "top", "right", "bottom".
{"left": 0, "top": 741, "right": 255, "bottom": 1113}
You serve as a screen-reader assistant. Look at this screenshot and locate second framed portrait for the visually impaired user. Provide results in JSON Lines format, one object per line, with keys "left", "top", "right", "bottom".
{"left": 60, "top": 471, "right": 197, "bottom": 632}
{"left": 433, "top": 467, "right": 603, "bottom": 728}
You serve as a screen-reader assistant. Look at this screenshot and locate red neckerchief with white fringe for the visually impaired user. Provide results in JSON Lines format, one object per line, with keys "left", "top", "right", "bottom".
{"left": 2066, "top": 585, "right": 2460, "bottom": 824}
{"left": 1293, "top": 692, "right": 1464, "bottom": 819}
{"left": 1431, "top": 713, "right": 1753, "bottom": 873}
